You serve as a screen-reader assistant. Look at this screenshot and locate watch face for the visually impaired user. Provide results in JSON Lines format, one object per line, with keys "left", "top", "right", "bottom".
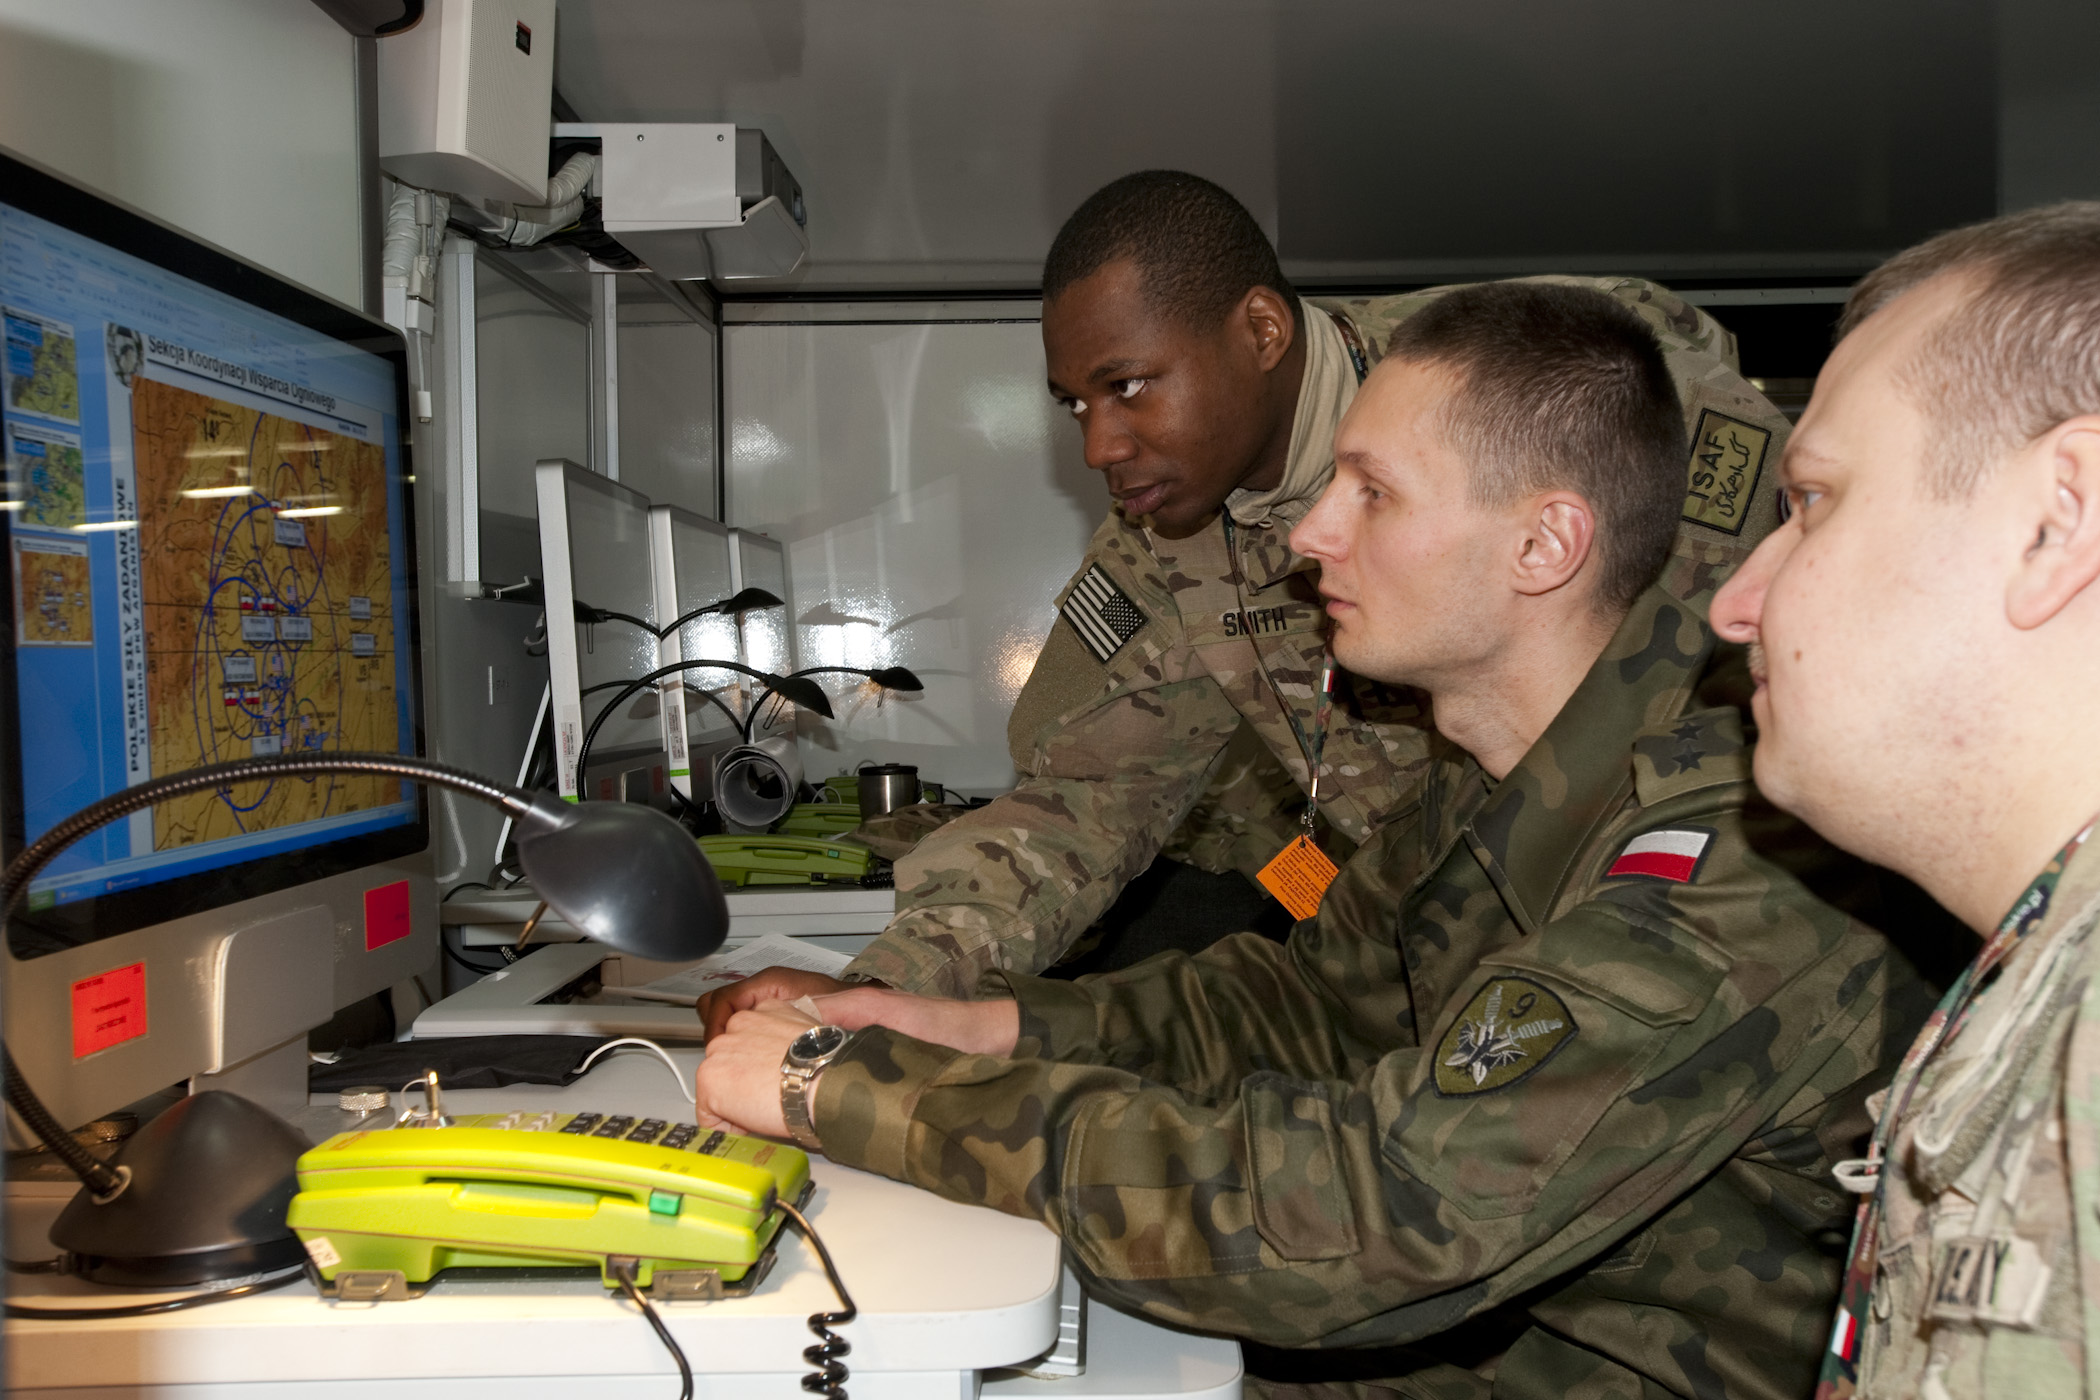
{"left": 792, "top": 1023, "right": 848, "bottom": 1062}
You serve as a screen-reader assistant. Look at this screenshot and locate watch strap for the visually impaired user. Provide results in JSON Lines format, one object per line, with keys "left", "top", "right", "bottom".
{"left": 781, "top": 1064, "right": 824, "bottom": 1152}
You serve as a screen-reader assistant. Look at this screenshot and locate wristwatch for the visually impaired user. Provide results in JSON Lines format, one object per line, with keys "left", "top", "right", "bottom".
{"left": 780, "top": 1023, "right": 851, "bottom": 1153}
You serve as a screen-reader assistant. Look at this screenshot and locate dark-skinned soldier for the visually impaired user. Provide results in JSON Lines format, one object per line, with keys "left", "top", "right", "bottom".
{"left": 703, "top": 171, "right": 1791, "bottom": 1031}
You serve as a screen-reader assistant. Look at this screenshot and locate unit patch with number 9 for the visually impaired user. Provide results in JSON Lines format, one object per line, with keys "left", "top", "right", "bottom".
{"left": 1433, "top": 976, "right": 1578, "bottom": 1097}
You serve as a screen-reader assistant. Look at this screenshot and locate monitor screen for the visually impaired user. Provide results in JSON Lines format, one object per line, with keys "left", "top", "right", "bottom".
{"left": 0, "top": 153, "right": 425, "bottom": 957}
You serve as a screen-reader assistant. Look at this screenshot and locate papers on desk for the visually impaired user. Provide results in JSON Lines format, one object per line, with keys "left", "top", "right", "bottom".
{"left": 621, "top": 933, "right": 855, "bottom": 1005}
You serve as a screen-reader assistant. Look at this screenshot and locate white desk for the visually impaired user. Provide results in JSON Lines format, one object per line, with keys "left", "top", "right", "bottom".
{"left": 441, "top": 885, "right": 898, "bottom": 948}
{"left": 418, "top": 885, "right": 895, "bottom": 1040}
{"left": 6, "top": 1046, "right": 1241, "bottom": 1399}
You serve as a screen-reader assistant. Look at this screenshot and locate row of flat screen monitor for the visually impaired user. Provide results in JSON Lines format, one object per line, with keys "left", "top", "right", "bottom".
{"left": 536, "top": 460, "right": 792, "bottom": 804}
{"left": 0, "top": 143, "right": 789, "bottom": 1131}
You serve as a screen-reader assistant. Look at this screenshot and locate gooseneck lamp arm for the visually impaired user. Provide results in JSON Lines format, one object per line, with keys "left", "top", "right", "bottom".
{"left": 575, "top": 658, "right": 834, "bottom": 780}
{"left": 655, "top": 586, "right": 783, "bottom": 641}
{"left": 2, "top": 751, "right": 730, "bottom": 1196}
{"left": 581, "top": 675, "right": 748, "bottom": 738}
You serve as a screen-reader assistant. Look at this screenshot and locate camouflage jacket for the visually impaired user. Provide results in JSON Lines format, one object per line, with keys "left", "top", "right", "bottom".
{"left": 846, "top": 278, "right": 1793, "bottom": 997}
{"left": 815, "top": 584, "right": 1928, "bottom": 1399}
{"left": 1842, "top": 823, "right": 2100, "bottom": 1397}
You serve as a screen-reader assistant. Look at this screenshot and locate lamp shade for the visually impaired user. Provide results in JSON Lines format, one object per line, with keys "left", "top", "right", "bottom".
{"left": 865, "top": 666, "right": 924, "bottom": 691}
{"left": 508, "top": 789, "right": 728, "bottom": 962}
{"left": 764, "top": 672, "right": 835, "bottom": 719}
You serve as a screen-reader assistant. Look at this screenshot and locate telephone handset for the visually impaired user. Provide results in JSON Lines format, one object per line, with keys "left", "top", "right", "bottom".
{"left": 287, "top": 1110, "right": 811, "bottom": 1298}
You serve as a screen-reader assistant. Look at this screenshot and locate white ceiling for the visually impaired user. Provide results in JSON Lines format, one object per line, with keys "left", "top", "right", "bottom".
{"left": 554, "top": 0, "right": 2005, "bottom": 293}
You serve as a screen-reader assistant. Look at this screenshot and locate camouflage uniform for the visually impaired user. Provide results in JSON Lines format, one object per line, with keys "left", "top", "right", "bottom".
{"left": 816, "top": 584, "right": 1928, "bottom": 1398}
{"left": 1819, "top": 821, "right": 2100, "bottom": 1398}
{"left": 846, "top": 277, "right": 1793, "bottom": 997}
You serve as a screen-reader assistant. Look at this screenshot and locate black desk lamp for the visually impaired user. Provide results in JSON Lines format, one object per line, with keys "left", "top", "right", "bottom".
{"left": 3, "top": 751, "right": 729, "bottom": 1287}
{"left": 740, "top": 666, "right": 925, "bottom": 741}
{"left": 574, "top": 657, "right": 834, "bottom": 783}
{"left": 579, "top": 586, "right": 785, "bottom": 642}
{"left": 657, "top": 586, "right": 783, "bottom": 640}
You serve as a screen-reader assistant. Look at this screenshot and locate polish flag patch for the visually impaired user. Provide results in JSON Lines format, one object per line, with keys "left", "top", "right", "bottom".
{"left": 1829, "top": 1305, "right": 1858, "bottom": 1359}
{"left": 1605, "top": 827, "right": 1715, "bottom": 884}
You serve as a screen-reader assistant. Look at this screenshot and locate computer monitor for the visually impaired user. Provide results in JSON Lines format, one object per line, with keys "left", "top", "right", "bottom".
{"left": 647, "top": 505, "right": 740, "bottom": 801}
{"left": 0, "top": 147, "right": 431, "bottom": 1131}
{"left": 534, "top": 459, "right": 664, "bottom": 803}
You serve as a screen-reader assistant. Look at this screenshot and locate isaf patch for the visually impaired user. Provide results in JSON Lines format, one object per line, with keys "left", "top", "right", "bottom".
{"left": 1433, "top": 977, "right": 1577, "bottom": 1097}
{"left": 1606, "top": 827, "right": 1715, "bottom": 884}
{"left": 1682, "top": 409, "right": 1771, "bottom": 535}
{"left": 1061, "top": 564, "right": 1147, "bottom": 663}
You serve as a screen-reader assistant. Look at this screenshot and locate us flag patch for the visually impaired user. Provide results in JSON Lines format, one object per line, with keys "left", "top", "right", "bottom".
{"left": 1606, "top": 827, "right": 1715, "bottom": 884}
{"left": 1061, "top": 564, "right": 1147, "bottom": 663}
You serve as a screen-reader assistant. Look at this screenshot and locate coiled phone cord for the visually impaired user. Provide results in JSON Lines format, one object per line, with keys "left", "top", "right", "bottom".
{"left": 778, "top": 1199, "right": 857, "bottom": 1398}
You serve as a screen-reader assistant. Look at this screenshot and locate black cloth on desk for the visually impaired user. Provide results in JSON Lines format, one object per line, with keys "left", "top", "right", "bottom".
{"left": 309, "top": 1035, "right": 602, "bottom": 1093}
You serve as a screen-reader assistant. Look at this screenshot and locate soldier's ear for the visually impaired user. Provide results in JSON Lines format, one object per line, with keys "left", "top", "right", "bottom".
{"left": 1238, "top": 286, "right": 1296, "bottom": 374}
{"left": 2007, "top": 417, "right": 2100, "bottom": 630}
{"left": 1512, "top": 491, "right": 1596, "bottom": 599}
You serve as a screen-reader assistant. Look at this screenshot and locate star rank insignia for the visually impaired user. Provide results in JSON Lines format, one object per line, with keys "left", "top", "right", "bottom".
{"left": 1060, "top": 564, "right": 1148, "bottom": 664}
{"left": 1433, "top": 977, "right": 1577, "bottom": 1097}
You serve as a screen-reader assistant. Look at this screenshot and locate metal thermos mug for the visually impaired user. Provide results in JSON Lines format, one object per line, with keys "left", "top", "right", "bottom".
{"left": 858, "top": 764, "right": 920, "bottom": 819}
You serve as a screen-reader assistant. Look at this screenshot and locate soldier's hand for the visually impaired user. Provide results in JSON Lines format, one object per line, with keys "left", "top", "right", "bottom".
{"left": 693, "top": 1003, "right": 806, "bottom": 1137}
{"left": 813, "top": 987, "right": 1020, "bottom": 1058}
{"left": 697, "top": 968, "right": 850, "bottom": 1040}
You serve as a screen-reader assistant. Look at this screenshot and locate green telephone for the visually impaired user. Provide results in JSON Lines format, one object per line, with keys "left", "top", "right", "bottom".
{"left": 773, "top": 802, "right": 865, "bottom": 839}
{"left": 288, "top": 1111, "right": 811, "bottom": 1298}
{"left": 697, "top": 832, "right": 875, "bottom": 886}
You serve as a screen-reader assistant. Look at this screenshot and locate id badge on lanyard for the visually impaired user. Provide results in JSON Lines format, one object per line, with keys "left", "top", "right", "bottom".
{"left": 1224, "top": 516, "right": 1342, "bottom": 920}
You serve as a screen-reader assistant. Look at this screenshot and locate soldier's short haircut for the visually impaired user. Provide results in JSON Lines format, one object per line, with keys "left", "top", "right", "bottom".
{"left": 1841, "top": 201, "right": 2100, "bottom": 499}
{"left": 1385, "top": 282, "right": 1687, "bottom": 616}
{"left": 1042, "top": 171, "right": 1294, "bottom": 332}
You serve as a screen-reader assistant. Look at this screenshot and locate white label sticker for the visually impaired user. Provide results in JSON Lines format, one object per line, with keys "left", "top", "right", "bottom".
{"left": 302, "top": 1235, "right": 342, "bottom": 1269}
{"left": 278, "top": 615, "right": 313, "bottom": 642}
{"left": 274, "top": 517, "right": 307, "bottom": 548}
{"left": 558, "top": 703, "right": 583, "bottom": 795}
{"left": 348, "top": 595, "right": 372, "bottom": 621}
{"left": 351, "top": 633, "right": 376, "bottom": 657}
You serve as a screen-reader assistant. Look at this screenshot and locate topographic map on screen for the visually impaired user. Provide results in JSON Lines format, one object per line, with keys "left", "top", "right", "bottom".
{"left": 131, "top": 375, "right": 398, "bottom": 849}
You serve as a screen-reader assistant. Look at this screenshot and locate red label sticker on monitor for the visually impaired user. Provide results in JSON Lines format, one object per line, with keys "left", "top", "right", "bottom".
{"left": 364, "top": 880, "right": 413, "bottom": 951}
{"left": 71, "top": 963, "right": 147, "bottom": 1058}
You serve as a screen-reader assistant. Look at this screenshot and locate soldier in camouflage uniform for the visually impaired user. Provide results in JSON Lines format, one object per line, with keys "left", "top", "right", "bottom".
{"left": 1710, "top": 205, "right": 2100, "bottom": 1398}
{"left": 697, "top": 282, "right": 1925, "bottom": 1398}
{"left": 705, "top": 172, "right": 1791, "bottom": 1027}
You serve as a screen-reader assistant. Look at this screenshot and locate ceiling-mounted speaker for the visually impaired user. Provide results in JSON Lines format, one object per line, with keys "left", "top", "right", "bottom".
{"left": 376, "top": 0, "right": 557, "bottom": 205}
{"left": 310, "top": 0, "right": 424, "bottom": 38}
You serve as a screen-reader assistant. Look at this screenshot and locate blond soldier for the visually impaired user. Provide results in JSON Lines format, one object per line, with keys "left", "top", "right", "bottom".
{"left": 1710, "top": 203, "right": 2100, "bottom": 1397}
{"left": 705, "top": 171, "right": 1790, "bottom": 1032}
{"left": 698, "top": 284, "right": 1925, "bottom": 1399}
